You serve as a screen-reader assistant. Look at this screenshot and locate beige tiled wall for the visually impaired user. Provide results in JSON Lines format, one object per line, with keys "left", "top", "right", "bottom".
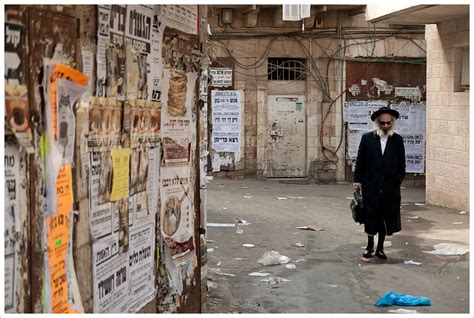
{"left": 425, "top": 18, "right": 469, "bottom": 211}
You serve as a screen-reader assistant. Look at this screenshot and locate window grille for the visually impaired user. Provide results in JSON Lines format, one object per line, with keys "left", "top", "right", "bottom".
{"left": 268, "top": 58, "right": 307, "bottom": 81}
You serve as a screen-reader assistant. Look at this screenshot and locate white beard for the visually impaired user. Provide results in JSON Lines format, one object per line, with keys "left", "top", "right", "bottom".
{"left": 375, "top": 127, "right": 395, "bottom": 137}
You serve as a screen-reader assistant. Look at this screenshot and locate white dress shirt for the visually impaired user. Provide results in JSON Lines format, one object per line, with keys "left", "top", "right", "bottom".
{"left": 380, "top": 136, "right": 388, "bottom": 155}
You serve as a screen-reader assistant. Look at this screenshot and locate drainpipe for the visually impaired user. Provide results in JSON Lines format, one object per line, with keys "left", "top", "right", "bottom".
{"left": 337, "top": 10, "right": 345, "bottom": 181}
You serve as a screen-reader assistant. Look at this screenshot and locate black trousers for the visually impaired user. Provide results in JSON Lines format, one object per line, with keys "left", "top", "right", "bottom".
{"left": 374, "top": 192, "right": 387, "bottom": 236}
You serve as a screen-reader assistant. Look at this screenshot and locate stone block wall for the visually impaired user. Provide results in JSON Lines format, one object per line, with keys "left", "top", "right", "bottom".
{"left": 425, "top": 18, "right": 469, "bottom": 211}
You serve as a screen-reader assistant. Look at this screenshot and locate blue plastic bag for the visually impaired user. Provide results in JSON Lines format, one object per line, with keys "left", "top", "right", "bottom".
{"left": 374, "top": 292, "right": 432, "bottom": 307}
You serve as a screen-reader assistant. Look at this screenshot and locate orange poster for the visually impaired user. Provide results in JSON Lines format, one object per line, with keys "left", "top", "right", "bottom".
{"left": 56, "top": 164, "right": 73, "bottom": 215}
{"left": 46, "top": 212, "right": 78, "bottom": 313}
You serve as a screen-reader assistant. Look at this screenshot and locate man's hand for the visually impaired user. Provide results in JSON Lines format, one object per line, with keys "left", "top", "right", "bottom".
{"left": 353, "top": 183, "right": 362, "bottom": 192}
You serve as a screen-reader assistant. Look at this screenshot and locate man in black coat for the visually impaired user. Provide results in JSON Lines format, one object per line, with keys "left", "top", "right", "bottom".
{"left": 353, "top": 106, "right": 406, "bottom": 260}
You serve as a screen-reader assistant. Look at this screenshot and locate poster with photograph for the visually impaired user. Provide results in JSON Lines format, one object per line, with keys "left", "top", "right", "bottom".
{"left": 161, "top": 69, "right": 197, "bottom": 164}
{"left": 211, "top": 90, "right": 241, "bottom": 153}
{"left": 4, "top": 144, "right": 20, "bottom": 312}
{"left": 160, "top": 166, "right": 195, "bottom": 263}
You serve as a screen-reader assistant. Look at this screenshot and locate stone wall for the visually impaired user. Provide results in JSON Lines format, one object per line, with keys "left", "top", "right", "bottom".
{"left": 425, "top": 18, "right": 470, "bottom": 211}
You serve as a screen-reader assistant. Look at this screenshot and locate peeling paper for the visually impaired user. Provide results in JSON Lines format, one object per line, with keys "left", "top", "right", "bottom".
{"left": 164, "top": 246, "right": 183, "bottom": 295}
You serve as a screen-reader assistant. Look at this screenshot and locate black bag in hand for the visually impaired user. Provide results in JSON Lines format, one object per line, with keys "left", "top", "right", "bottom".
{"left": 350, "top": 190, "right": 365, "bottom": 224}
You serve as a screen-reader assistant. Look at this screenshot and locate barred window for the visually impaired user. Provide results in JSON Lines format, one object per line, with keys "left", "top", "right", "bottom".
{"left": 268, "top": 58, "right": 307, "bottom": 81}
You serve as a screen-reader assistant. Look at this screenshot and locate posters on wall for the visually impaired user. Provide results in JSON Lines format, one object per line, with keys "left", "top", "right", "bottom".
{"left": 211, "top": 90, "right": 241, "bottom": 153}
{"left": 5, "top": 22, "right": 24, "bottom": 84}
{"left": 90, "top": 146, "right": 157, "bottom": 313}
{"left": 161, "top": 69, "right": 197, "bottom": 163}
{"left": 160, "top": 5, "right": 198, "bottom": 35}
{"left": 96, "top": 5, "right": 156, "bottom": 100}
{"left": 345, "top": 101, "right": 426, "bottom": 173}
{"left": 160, "top": 166, "right": 195, "bottom": 263}
{"left": 209, "top": 68, "right": 233, "bottom": 87}
{"left": 4, "top": 144, "right": 20, "bottom": 313}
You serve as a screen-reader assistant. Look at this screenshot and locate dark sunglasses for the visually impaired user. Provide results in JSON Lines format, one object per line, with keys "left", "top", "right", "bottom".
{"left": 379, "top": 120, "right": 392, "bottom": 126}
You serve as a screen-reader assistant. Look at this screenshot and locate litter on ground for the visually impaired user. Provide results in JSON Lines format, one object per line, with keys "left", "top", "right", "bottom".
{"left": 296, "top": 224, "right": 324, "bottom": 231}
{"left": 208, "top": 267, "right": 236, "bottom": 277}
{"left": 276, "top": 197, "right": 288, "bottom": 200}
{"left": 261, "top": 277, "right": 290, "bottom": 284}
{"left": 285, "top": 264, "right": 296, "bottom": 269}
{"left": 207, "top": 281, "right": 217, "bottom": 290}
{"left": 374, "top": 291, "right": 431, "bottom": 307}
{"left": 423, "top": 243, "right": 469, "bottom": 256}
{"left": 294, "top": 243, "right": 305, "bottom": 248}
{"left": 295, "top": 257, "right": 307, "bottom": 263}
{"left": 459, "top": 211, "right": 466, "bottom": 215}
{"left": 243, "top": 195, "right": 253, "bottom": 199}
{"left": 257, "top": 251, "right": 291, "bottom": 265}
{"left": 404, "top": 260, "right": 422, "bottom": 266}
{"left": 452, "top": 222, "right": 463, "bottom": 225}
{"left": 208, "top": 223, "right": 235, "bottom": 227}
{"left": 242, "top": 244, "right": 255, "bottom": 248}
{"left": 388, "top": 308, "right": 418, "bottom": 314}
{"left": 414, "top": 203, "right": 426, "bottom": 206}
{"left": 207, "top": 248, "right": 214, "bottom": 253}
{"left": 248, "top": 272, "right": 271, "bottom": 277}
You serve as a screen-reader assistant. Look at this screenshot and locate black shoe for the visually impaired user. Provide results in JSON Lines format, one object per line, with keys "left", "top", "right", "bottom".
{"left": 362, "top": 248, "right": 374, "bottom": 258}
{"left": 375, "top": 250, "right": 387, "bottom": 260}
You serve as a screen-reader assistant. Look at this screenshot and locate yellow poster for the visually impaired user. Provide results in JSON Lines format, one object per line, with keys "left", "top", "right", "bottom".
{"left": 56, "top": 164, "right": 73, "bottom": 215}
{"left": 110, "top": 148, "right": 131, "bottom": 201}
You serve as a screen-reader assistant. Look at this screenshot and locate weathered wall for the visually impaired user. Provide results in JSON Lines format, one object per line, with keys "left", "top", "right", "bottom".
{"left": 5, "top": 4, "right": 207, "bottom": 313}
{"left": 425, "top": 18, "right": 470, "bottom": 211}
{"left": 208, "top": 6, "right": 426, "bottom": 181}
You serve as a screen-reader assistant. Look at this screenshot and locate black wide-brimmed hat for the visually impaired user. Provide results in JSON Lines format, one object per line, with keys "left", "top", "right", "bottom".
{"left": 370, "top": 106, "right": 400, "bottom": 121}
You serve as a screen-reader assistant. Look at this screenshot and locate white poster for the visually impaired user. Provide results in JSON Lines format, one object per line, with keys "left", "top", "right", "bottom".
{"left": 90, "top": 203, "right": 113, "bottom": 240}
{"left": 89, "top": 151, "right": 101, "bottom": 209}
{"left": 391, "top": 103, "right": 411, "bottom": 132}
{"left": 210, "top": 68, "right": 233, "bottom": 87}
{"left": 126, "top": 222, "right": 156, "bottom": 312}
{"left": 96, "top": 5, "right": 111, "bottom": 97}
{"left": 147, "top": 147, "right": 161, "bottom": 216}
{"left": 161, "top": 5, "right": 198, "bottom": 34}
{"left": 4, "top": 144, "right": 20, "bottom": 312}
{"left": 160, "top": 166, "right": 195, "bottom": 263}
{"left": 81, "top": 50, "right": 94, "bottom": 102}
{"left": 92, "top": 233, "right": 129, "bottom": 313}
{"left": 149, "top": 6, "right": 164, "bottom": 101}
{"left": 347, "top": 130, "right": 365, "bottom": 159}
{"left": 401, "top": 133, "right": 425, "bottom": 173}
{"left": 211, "top": 90, "right": 241, "bottom": 153}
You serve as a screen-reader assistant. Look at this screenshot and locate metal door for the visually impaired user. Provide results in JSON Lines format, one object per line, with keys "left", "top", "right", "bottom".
{"left": 267, "top": 95, "right": 306, "bottom": 177}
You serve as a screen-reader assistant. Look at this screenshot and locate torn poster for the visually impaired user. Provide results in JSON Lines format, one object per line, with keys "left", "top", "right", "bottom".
{"left": 160, "top": 5, "right": 198, "bottom": 35}
{"left": 4, "top": 144, "right": 20, "bottom": 313}
{"left": 161, "top": 166, "right": 195, "bottom": 263}
{"left": 211, "top": 90, "right": 241, "bottom": 152}
{"left": 56, "top": 79, "right": 87, "bottom": 163}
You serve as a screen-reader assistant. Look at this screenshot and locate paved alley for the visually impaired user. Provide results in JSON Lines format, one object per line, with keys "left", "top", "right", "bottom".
{"left": 203, "top": 178, "right": 469, "bottom": 313}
